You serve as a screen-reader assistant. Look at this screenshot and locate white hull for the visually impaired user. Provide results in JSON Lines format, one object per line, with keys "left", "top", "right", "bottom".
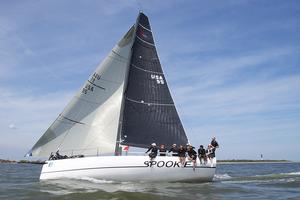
{"left": 40, "top": 156, "right": 216, "bottom": 182}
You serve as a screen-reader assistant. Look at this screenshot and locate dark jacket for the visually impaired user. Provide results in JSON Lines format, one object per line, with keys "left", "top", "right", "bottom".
{"left": 187, "top": 149, "right": 197, "bottom": 159}
{"left": 198, "top": 148, "right": 206, "bottom": 157}
{"left": 178, "top": 147, "right": 186, "bottom": 157}
{"left": 159, "top": 147, "right": 166, "bottom": 156}
{"left": 211, "top": 140, "right": 219, "bottom": 148}
{"left": 168, "top": 146, "right": 179, "bottom": 156}
{"left": 146, "top": 146, "right": 158, "bottom": 155}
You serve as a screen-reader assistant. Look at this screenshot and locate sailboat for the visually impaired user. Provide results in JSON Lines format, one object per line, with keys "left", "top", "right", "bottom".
{"left": 27, "top": 12, "right": 216, "bottom": 182}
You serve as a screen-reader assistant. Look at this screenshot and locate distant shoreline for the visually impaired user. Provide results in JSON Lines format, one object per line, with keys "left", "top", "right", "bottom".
{"left": 0, "top": 159, "right": 45, "bottom": 164}
{"left": 217, "top": 159, "right": 297, "bottom": 164}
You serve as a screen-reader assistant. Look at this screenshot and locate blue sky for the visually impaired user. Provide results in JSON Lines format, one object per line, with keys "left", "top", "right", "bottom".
{"left": 0, "top": 0, "right": 299, "bottom": 161}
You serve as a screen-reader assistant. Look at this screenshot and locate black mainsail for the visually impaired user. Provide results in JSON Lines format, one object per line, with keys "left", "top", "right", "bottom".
{"left": 120, "top": 13, "right": 188, "bottom": 148}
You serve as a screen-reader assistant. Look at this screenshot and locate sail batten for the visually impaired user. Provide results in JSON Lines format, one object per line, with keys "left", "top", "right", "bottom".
{"left": 59, "top": 115, "right": 85, "bottom": 125}
{"left": 125, "top": 97, "right": 175, "bottom": 106}
{"left": 131, "top": 63, "right": 164, "bottom": 74}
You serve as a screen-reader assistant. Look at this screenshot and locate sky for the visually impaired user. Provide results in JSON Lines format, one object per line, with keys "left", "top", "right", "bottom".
{"left": 0, "top": 0, "right": 299, "bottom": 161}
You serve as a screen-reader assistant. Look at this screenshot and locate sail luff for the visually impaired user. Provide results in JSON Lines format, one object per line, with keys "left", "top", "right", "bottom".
{"left": 114, "top": 22, "right": 139, "bottom": 155}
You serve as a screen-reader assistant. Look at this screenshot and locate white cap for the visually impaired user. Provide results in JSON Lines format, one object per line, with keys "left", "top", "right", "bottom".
{"left": 151, "top": 143, "right": 156, "bottom": 146}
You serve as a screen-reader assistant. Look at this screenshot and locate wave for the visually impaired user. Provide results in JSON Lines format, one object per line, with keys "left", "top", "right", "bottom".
{"left": 214, "top": 173, "right": 232, "bottom": 180}
{"left": 219, "top": 171, "right": 300, "bottom": 185}
{"left": 75, "top": 177, "right": 148, "bottom": 193}
{"left": 80, "top": 177, "right": 115, "bottom": 184}
{"left": 251, "top": 171, "right": 300, "bottom": 179}
{"left": 38, "top": 189, "right": 88, "bottom": 196}
{"left": 280, "top": 171, "right": 300, "bottom": 176}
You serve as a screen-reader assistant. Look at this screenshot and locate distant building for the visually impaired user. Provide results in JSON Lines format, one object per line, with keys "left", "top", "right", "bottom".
{"left": 260, "top": 154, "right": 264, "bottom": 160}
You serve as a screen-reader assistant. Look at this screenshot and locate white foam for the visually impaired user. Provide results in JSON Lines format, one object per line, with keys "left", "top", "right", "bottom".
{"left": 40, "top": 189, "right": 74, "bottom": 195}
{"left": 282, "top": 171, "right": 300, "bottom": 176}
{"left": 213, "top": 173, "right": 232, "bottom": 180}
{"left": 80, "top": 177, "right": 115, "bottom": 184}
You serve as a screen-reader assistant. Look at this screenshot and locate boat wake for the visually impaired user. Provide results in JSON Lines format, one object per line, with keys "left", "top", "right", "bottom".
{"left": 38, "top": 169, "right": 300, "bottom": 197}
{"left": 213, "top": 173, "right": 232, "bottom": 181}
{"left": 218, "top": 171, "right": 300, "bottom": 185}
{"left": 79, "top": 177, "right": 115, "bottom": 184}
{"left": 280, "top": 171, "right": 300, "bottom": 176}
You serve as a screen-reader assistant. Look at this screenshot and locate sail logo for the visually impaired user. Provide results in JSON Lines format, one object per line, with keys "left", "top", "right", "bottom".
{"left": 138, "top": 29, "right": 148, "bottom": 39}
{"left": 151, "top": 74, "right": 164, "bottom": 84}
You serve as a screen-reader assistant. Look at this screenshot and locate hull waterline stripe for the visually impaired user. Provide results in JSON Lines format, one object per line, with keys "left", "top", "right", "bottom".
{"left": 42, "top": 165, "right": 147, "bottom": 174}
{"left": 41, "top": 165, "right": 216, "bottom": 174}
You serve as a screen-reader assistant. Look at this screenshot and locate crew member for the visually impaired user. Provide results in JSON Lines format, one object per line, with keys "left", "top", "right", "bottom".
{"left": 206, "top": 144, "right": 215, "bottom": 166}
{"left": 178, "top": 145, "right": 186, "bottom": 166}
{"left": 187, "top": 145, "right": 197, "bottom": 171}
{"left": 168, "top": 143, "right": 178, "bottom": 156}
{"left": 145, "top": 143, "right": 158, "bottom": 160}
{"left": 198, "top": 145, "right": 207, "bottom": 165}
{"left": 159, "top": 144, "right": 166, "bottom": 156}
{"left": 211, "top": 137, "right": 219, "bottom": 156}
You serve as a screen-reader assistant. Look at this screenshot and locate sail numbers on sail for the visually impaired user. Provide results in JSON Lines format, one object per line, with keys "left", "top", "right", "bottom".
{"left": 82, "top": 72, "right": 104, "bottom": 94}
{"left": 82, "top": 84, "right": 93, "bottom": 94}
{"left": 91, "top": 72, "right": 101, "bottom": 82}
{"left": 151, "top": 74, "right": 164, "bottom": 84}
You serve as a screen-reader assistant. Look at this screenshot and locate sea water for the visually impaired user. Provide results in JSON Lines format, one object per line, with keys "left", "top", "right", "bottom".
{"left": 0, "top": 162, "right": 299, "bottom": 200}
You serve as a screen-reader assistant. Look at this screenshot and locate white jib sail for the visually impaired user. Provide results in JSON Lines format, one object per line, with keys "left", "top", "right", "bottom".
{"left": 28, "top": 26, "right": 135, "bottom": 157}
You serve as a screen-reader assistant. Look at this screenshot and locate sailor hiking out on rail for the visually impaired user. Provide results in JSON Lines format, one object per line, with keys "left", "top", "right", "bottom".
{"left": 145, "top": 137, "right": 219, "bottom": 169}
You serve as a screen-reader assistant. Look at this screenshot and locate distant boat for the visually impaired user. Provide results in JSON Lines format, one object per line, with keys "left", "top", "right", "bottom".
{"left": 26, "top": 12, "right": 216, "bottom": 182}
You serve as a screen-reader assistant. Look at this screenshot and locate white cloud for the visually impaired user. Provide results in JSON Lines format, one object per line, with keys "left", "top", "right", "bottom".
{"left": 8, "top": 123, "right": 17, "bottom": 129}
{"left": 165, "top": 47, "right": 299, "bottom": 120}
{"left": 0, "top": 87, "right": 75, "bottom": 151}
{"left": 167, "top": 47, "right": 295, "bottom": 85}
{"left": 164, "top": 47, "right": 300, "bottom": 160}
{"left": 176, "top": 74, "right": 300, "bottom": 118}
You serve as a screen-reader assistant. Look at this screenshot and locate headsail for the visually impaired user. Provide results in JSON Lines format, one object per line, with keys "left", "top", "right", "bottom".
{"left": 27, "top": 26, "right": 135, "bottom": 157}
{"left": 120, "top": 13, "right": 188, "bottom": 148}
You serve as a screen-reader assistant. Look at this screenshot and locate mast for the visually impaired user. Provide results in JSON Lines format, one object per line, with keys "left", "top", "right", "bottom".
{"left": 114, "top": 14, "right": 141, "bottom": 156}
